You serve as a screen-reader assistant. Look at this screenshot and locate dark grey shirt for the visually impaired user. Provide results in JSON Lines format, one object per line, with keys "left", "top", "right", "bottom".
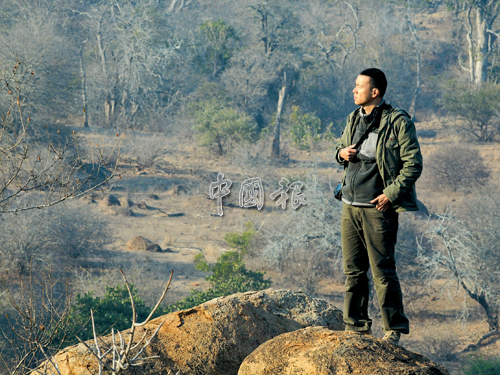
{"left": 342, "top": 103, "right": 386, "bottom": 207}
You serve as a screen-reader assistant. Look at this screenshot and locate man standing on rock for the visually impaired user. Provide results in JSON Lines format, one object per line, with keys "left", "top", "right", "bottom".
{"left": 335, "top": 68, "right": 423, "bottom": 346}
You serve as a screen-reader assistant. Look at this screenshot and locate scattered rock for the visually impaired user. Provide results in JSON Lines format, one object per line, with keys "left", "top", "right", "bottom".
{"left": 154, "top": 211, "right": 169, "bottom": 218}
{"left": 163, "top": 236, "right": 175, "bottom": 247}
{"left": 171, "top": 184, "right": 188, "bottom": 195}
{"left": 43, "top": 289, "right": 343, "bottom": 375}
{"left": 106, "top": 206, "right": 134, "bottom": 216}
{"left": 147, "top": 194, "right": 160, "bottom": 200}
{"left": 136, "top": 201, "right": 149, "bottom": 209}
{"left": 167, "top": 212, "right": 184, "bottom": 217}
{"left": 239, "top": 327, "right": 450, "bottom": 375}
{"left": 119, "top": 197, "right": 134, "bottom": 207}
{"left": 99, "top": 195, "right": 121, "bottom": 207}
{"left": 88, "top": 192, "right": 102, "bottom": 200}
{"left": 126, "top": 236, "right": 162, "bottom": 252}
{"left": 79, "top": 195, "right": 95, "bottom": 204}
{"left": 196, "top": 170, "right": 219, "bottom": 183}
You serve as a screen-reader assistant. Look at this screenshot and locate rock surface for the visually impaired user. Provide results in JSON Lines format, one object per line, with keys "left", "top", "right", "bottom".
{"left": 44, "top": 289, "right": 343, "bottom": 375}
{"left": 99, "top": 194, "right": 120, "bottom": 207}
{"left": 239, "top": 326, "right": 450, "bottom": 375}
{"left": 136, "top": 201, "right": 149, "bottom": 209}
{"left": 106, "top": 206, "right": 134, "bottom": 216}
{"left": 126, "top": 236, "right": 162, "bottom": 252}
{"left": 118, "top": 196, "right": 133, "bottom": 207}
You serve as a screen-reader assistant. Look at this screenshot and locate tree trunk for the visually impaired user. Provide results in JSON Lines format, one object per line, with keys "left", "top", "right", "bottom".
{"left": 79, "top": 44, "right": 89, "bottom": 128}
{"left": 474, "top": 6, "right": 489, "bottom": 87}
{"left": 406, "top": 13, "right": 421, "bottom": 118}
{"left": 96, "top": 25, "right": 113, "bottom": 124}
{"left": 167, "top": 0, "right": 179, "bottom": 13}
{"left": 271, "top": 73, "right": 287, "bottom": 159}
{"left": 461, "top": 280, "right": 499, "bottom": 332}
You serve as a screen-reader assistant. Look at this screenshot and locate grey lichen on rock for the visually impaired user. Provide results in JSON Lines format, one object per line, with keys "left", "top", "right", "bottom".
{"left": 238, "top": 326, "right": 450, "bottom": 375}
{"left": 42, "top": 289, "right": 343, "bottom": 375}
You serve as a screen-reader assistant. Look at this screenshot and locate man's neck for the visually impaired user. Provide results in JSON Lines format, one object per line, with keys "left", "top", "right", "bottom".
{"left": 362, "top": 97, "right": 383, "bottom": 114}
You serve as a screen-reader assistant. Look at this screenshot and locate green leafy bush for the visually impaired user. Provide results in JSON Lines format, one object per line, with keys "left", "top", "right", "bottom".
{"left": 463, "top": 356, "right": 500, "bottom": 375}
{"left": 167, "top": 222, "right": 271, "bottom": 311}
{"left": 441, "top": 83, "right": 500, "bottom": 142}
{"left": 59, "top": 223, "right": 269, "bottom": 346}
{"left": 64, "top": 284, "right": 156, "bottom": 345}
{"left": 190, "top": 99, "right": 258, "bottom": 155}
{"left": 289, "top": 106, "right": 332, "bottom": 150}
{"left": 195, "top": 20, "right": 238, "bottom": 78}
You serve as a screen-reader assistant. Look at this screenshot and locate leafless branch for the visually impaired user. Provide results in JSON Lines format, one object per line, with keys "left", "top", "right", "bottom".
{"left": 316, "top": 2, "right": 363, "bottom": 71}
{"left": 0, "top": 264, "right": 73, "bottom": 374}
{"left": 73, "top": 270, "right": 176, "bottom": 374}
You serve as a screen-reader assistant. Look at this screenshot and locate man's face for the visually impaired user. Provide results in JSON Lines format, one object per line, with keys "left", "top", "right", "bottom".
{"left": 353, "top": 75, "right": 378, "bottom": 107}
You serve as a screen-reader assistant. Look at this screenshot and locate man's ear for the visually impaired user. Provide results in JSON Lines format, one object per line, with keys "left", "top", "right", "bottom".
{"left": 372, "top": 88, "right": 380, "bottom": 98}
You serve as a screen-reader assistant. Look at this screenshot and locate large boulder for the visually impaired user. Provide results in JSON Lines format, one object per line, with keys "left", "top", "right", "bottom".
{"left": 118, "top": 196, "right": 133, "bottom": 207}
{"left": 99, "top": 194, "right": 120, "bottom": 207}
{"left": 239, "top": 326, "right": 450, "bottom": 375}
{"left": 126, "top": 236, "right": 162, "bottom": 252}
{"left": 106, "top": 206, "right": 134, "bottom": 216}
{"left": 43, "top": 289, "right": 343, "bottom": 375}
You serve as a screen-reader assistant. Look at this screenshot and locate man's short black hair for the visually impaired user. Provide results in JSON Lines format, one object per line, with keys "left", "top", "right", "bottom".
{"left": 360, "top": 68, "right": 387, "bottom": 98}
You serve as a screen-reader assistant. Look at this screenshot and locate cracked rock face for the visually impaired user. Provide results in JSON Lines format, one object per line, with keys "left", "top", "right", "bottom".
{"left": 43, "top": 289, "right": 343, "bottom": 375}
{"left": 238, "top": 326, "right": 450, "bottom": 375}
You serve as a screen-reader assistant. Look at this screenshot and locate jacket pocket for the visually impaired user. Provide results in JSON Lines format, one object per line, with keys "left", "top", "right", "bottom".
{"left": 384, "top": 140, "right": 401, "bottom": 173}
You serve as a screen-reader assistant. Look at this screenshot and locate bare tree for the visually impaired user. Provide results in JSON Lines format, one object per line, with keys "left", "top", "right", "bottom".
{"left": 447, "top": 0, "right": 500, "bottom": 87}
{"left": 260, "top": 172, "right": 343, "bottom": 295}
{"left": 0, "top": 200, "right": 111, "bottom": 275}
{"left": 314, "top": 1, "right": 363, "bottom": 72}
{"left": 404, "top": 0, "right": 423, "bottom": 117}
{"left": 417, "top": 197, "right": 500, "bottom": 351}
{"left": 220, "top": 45, "right": 280, "bottom": 118}
{"left": 424, "top": 142, "right": 490, "bottom": 192}
{"left": 1, "top": 268, "right": 178, "bottom": 375}
{"left": 0, "top": 0, "right": 79, "bottom": 121}
{"left": 0, "top": 267, "right": 73, "bottom": 375}
{"left": 0, "top": 60, "right": 120, "bottom": 215}
{"left": 67, "top": 0, "right": 184, "bottom": 129}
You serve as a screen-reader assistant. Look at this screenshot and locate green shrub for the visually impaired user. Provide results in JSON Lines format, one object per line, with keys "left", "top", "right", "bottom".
{"left": 63, "top": 284, "right": 157, "bottom": 345}
{"left": 463, "top": 356, "right": 500, "bottom": 375}
{"left": 441, "top": 83, "right": 500, "bottom": 142}
{"left": 289, "top": 106, "right": 333, "bottom": 150}
{"left": 166, "top": 222, "right": 271, "bottom": 311}
{"left": 195, "top": 20, "right": 238, "bottom": 78}
{"left": 190, "top": 99, "right": 258, "bottom": 155}
{"left": 59, "top": 223, "right": 270, "bottom": 346}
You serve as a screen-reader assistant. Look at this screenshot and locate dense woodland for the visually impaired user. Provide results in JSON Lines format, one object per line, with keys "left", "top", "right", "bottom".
{"left": 1, "top": 0, "right": 500, "bottom": 374}
{"left": 2, "top": 0, "right": 499, "bottom": 135}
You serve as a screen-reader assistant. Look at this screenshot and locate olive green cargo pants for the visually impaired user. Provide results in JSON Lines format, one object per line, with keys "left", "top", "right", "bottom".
{"left": 341, "top": 203, "right": 409, "bottom": 334}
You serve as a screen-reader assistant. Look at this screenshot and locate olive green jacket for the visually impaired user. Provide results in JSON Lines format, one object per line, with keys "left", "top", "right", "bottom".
{"left": 335, "top": 105, "right": 423, "bottom": 212}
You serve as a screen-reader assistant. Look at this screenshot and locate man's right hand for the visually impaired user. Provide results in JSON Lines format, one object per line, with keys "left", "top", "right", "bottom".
{"left": 339, "top": 145, "right": 358, "bottom": 162}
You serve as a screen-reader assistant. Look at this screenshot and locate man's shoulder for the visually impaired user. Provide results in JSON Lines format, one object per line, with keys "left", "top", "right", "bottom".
{"left": 384, "top": 105, "right": 412, "bottom": 123}
{"left": 347, "top": 107, "right": 361, "bottom": 120}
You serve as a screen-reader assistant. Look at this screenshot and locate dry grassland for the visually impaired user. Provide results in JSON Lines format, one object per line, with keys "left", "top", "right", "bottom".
{"left": 70, "top": 121, "right": 500, "bottom": 374}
